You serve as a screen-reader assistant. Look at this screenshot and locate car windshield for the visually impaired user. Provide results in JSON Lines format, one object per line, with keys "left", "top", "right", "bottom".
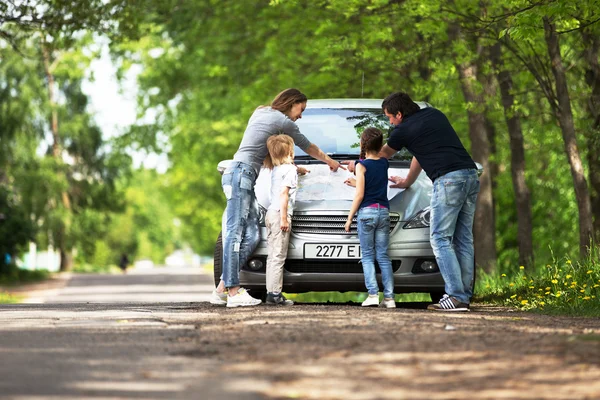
{"left": 294, "top": 108, "right": 412, "bottom": 161}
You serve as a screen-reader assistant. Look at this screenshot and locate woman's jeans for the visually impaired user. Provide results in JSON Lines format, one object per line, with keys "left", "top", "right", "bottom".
{"left": 221, "top": 162, "right": 260, "bottom": 288}
{"left": 430, "top": 168, "right": 480, "bottom": 304}
{"left": 357, "top": 206, "right": 394, "bottom": 299}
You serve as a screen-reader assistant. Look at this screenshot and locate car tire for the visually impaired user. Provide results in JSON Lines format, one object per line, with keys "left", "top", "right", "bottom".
{"left": 213, "top": 232, "right": 223, "bottom": 287}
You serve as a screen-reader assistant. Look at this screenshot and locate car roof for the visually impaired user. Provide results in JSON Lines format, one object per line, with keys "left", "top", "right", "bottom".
{"left": 306, "top": 99, "right": 431, "bottom": 109}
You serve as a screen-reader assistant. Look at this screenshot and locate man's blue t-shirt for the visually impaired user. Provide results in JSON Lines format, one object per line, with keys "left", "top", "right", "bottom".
{"left": 357, "top": 158, "right": 389, "bottom": 209}
{"left": 387, "top": 107, "right": 476, "bottom": 182}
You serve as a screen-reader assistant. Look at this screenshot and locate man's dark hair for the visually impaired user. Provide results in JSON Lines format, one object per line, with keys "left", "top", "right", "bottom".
{"left": 382, "top": 92, "right": 420, "bottom": 118}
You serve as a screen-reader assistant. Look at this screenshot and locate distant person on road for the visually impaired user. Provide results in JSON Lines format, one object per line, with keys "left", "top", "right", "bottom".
{"left": 211, "top": 88, "right": 345, "bottom": 308}
{"left": 119, "top": 253, "right": 129, "bottom": 274}
{"left": 348, "top": 92, "right": 479, "bottom": 312}
{"left": 263, "top": 135, "right": 297, "bottom": 306}
{"left": 344, "top": 128, "right": 395, "bottom": 309}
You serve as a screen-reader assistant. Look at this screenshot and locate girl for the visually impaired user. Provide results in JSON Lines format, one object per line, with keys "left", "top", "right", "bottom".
{"left": 344, "top": 128, "right": 395, "bottom": 308}
{"left": 212, "top": 88, "right": 343, "bottom": 308}
{"left": 263, "top": 135, "right": 298, "bottom": 306}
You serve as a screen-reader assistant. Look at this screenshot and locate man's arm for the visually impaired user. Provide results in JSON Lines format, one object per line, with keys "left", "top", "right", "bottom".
{"left": 389, "top": 157, "right": 422, "bottom": 188}
{"left": 378, "top": 144, "right": 398, "bottom": 159}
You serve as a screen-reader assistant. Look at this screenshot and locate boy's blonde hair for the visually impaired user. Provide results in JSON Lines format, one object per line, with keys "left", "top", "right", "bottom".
{"left": 264, "top": 134, "right": 294, "bottom": 170}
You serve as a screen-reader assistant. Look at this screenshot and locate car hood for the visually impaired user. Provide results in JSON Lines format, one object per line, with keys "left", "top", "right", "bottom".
{"left": 254, "top": 164, "right": 432, "bottom": 221}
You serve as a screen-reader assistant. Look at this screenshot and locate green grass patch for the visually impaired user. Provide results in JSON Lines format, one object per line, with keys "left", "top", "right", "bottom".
{"left": 284, "top": 291, "right": 431, "bottom": 303}
{"left": 0, "top": 268, "right": 51, "bottom": 286}
{"left": 0, "top": 291, "right": 23, "bottom": 304}
{"left": 475, "top": 246, "right": 600, "bottom": 316}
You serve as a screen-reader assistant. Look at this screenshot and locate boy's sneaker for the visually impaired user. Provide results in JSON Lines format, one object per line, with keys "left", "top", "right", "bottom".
{"left": 209, "top": 289, "right": 227, "bottom": 306}
{"left": 361, "top": 294, "right": 379, "bottom": 307}
{"left": 226, "top": 288, "right": 262, "bottom": 308}
{"left": 427, "top": 294, "right": 470, "bottom": 312}
{"left": 379, "top": 298, "right": 396, "bottom": 308}
{"left": 266, "top": 292, "right": 294, "bottom": 306}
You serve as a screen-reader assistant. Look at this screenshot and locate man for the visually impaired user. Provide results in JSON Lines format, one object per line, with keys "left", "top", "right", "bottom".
{"left": 351, "top": 92, "right": 480, "bottom": 311}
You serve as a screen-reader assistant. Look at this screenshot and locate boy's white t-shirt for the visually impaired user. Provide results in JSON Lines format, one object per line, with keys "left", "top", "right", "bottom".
{"left": 268, "top": 164, "right": 298, "bottom": 215}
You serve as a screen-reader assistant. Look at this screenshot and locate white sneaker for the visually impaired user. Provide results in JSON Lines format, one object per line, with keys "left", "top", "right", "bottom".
{"left": 379, "top": 298, "right": 396, "bottom": 308}
{"left": 209, "top": 289, "right": 227, "bottom": 306}
{"left": 226, "top": 288, "right": 262, "bottom": 308}
{"left": 361, "top": 294, "right": 379, "bottom": 307}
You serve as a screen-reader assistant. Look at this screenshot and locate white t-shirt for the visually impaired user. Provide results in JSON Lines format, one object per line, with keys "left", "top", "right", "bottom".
{"left": 268, "top": 164, "right": 297, "bottom": 215}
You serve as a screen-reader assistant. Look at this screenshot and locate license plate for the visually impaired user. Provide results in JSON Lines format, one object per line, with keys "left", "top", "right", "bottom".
{"left": 304, "top": 244, "right": 361, "bottom": 259}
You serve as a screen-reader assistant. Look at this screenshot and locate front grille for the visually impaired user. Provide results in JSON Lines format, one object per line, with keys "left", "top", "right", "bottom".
{"left": 292, "top": 213, "right": 400, "bottom": 235}
{"left": 284, "top": 259, "right": 401, "bottom": 274}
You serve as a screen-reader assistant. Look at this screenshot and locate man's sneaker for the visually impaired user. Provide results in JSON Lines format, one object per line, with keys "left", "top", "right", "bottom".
{"left": 266, "top": 292, "right": 294, "bottom": 306}
{"left": 379, "top": 298, "right": 396, "bottom": 308}
{"left": 427, "top": 294, "right": 470, "bottom": 312}
{"left": 209, "top": 289, "right": 227, "bottom": 306}
{"left": 361, "top": 294, "right": 379, "bottom": 307}
{"left": 226, "top": 288, "right": 262, "bottom": 308}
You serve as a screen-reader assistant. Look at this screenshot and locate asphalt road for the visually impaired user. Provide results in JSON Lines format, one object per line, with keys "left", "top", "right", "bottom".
{"left": 0, "top": 266, "right": 263, "bottom": 400}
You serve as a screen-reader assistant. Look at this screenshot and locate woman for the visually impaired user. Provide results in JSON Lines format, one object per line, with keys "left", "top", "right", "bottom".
{"left": 211, "top": 88, "right": 344, "bottom": 308}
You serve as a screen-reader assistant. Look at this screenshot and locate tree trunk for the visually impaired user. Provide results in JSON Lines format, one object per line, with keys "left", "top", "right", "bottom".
{"left": 42, "top": 42, "right": 72, "bottom": 272}
{"left": 544, "top": 18, "right": 594, "bottom": 257}
{"left": 489, "top": 43, "right": 534, "bottom": 267}
{"left": 581, "top": 29, "right": 600, "bottom": 242}
{"left": 449, "top": 24, "right": 497, "bottom": 272}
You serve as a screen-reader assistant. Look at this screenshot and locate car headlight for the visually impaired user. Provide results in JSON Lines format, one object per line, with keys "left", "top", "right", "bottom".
{"left": 258, "top": 204, "right": 267, "bottom": 226}
{"left": 403, "top": 207, "right": 431, "bottom": 229}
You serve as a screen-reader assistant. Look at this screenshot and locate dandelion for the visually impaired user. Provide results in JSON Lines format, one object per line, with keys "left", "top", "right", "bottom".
{"left": 520, "top": 266, "right": 525, "bottom": 270}
{"left": 551, "top": 279, "right": 558, "bottom": 284}
{"left": 584, "top": 296, "right": 591, "bottom": 300}
{"left": 522, "top": 276, "right": 528, "bottom": 280}
{"left": 587, "top": 270, "right": 593, "bottom": 274}
{"left": 545, "top": 292, "right": 550, "bottom": 295}
{"left": 509, "top": 283, "right": 515, "bottom": 287}
{"left": 501, "top": 274, "right": 506, "bottom": 277}
{"left": 540, "top": 301, "right": 545, "bottom": 306}
{"left": 521, "top": 300, "right": 529, "bottom": 305}
{"left": 545, "top": 287, "right": 551, "bottom": 291}
{"left": 539, "top": 288, "right": 543, "bottom": 291}
{"left": 529, "top": 286, "right": 535, "bottom": 289}
{"left": 510, "top": 294, "right": 517, "bottom": 299}
{"left": 556, "top": 292, "right": 562, "bottom": 297}
{"left": 580, "top": 289, "right": 585, "bottom": 293}
{"left": 566, "top": 274, "right": 572, "bottom": 279}
{"left": 567, "top": 260, "right": 572, "bottom": 265}
{"left": 572, "top": 281, "right": 577, "bottom": 285}
{"left": 594, "top": 284, "right": 600, "bottom": 288}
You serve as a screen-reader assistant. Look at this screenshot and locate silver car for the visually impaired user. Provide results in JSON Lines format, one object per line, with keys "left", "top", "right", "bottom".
{"left": 214, "top": 99, "right": 447, "bottom": 302}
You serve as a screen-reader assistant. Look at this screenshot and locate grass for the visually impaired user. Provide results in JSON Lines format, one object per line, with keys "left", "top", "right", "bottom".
{"left": 475, "top": 246, "right": 600, "bottom": 316}
{"left": 0, "top": 291, "right": 23, "bottom": 304}
{"left": 0, "top": 267, "right": 51, "bottom": 286}
{"left": 285, "top": 291, "right": 431, "bottom": 303}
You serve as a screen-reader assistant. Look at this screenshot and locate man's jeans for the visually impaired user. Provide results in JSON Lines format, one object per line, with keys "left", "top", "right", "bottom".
{"left": 357, "top": 206, "right": 394, "bottom": 299}
{"left": 221, "top": 162, "right": 260, "bottom": 288}
{"left": 430, "top": 169, "right": 480, "bottom": 304}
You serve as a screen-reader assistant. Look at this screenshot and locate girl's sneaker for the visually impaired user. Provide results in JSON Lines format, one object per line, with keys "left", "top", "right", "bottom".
{"left": 226, "top": 288, "right": 262, "bottom": 308}
{"left": 379, "top": 298, "right": 396, "bottom": 308}
{"left": 209, "top": 289, "right": 228, "bottom": 306}
{"left": 361, "top": 294, "right": 379, "bottom": 307}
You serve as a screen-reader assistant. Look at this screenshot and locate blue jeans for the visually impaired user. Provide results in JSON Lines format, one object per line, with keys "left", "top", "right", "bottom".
{"left": 430, "top": 169, "right": 480, "bottom": 304}
{"left": 221, "top": 162, "right": 260, "bottom": 288}
{"left": 357, "top": 206, "right": 394, "bottom": 299}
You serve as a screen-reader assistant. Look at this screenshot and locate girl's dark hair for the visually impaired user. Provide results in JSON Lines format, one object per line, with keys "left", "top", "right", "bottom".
{"left": 360, "top": 127, "right": 384, "bottom": 160}
{"left": 381, "top": 92, "right": 420, "bottom": 118}
{"left": 270, "top": 88, "right": 307, "bottom": 114}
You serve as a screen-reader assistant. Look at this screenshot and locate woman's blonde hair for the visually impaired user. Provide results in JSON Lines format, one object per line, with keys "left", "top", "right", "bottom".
{"left": 264, "top": 134, "right": 295, "bottom": 170}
